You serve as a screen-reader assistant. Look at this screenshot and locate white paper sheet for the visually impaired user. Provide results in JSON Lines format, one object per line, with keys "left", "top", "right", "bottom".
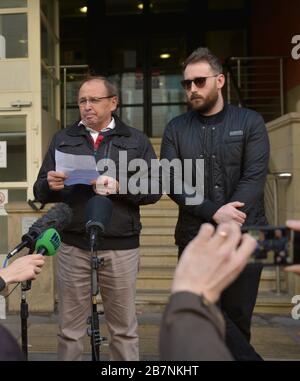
{"left": 0, "top": 141, "right": 7, "bottom": 168}
{"left": 55, "top": 150, "right": 99, "bottom": 186}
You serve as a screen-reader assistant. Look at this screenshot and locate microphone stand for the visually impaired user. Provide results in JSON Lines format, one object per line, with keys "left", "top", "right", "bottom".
{"left": 20, "top": 248, "right": 34, "bottom": 360}
{"left": 87, "top": 225, "right": 105, "bottom": 361}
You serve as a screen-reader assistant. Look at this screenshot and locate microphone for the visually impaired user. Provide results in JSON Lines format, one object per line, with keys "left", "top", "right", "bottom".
{"left": 7, "top": 203, "right": 72, "bottom": 259}
{"left": 85, "top": 195, "right": 113, "bottom": 236}
{"left": 85, "top": 196, "right": 113, "bottom": 250}
{"left": 34, "top": 228, "right": 61, "bottom": 256}
{"left": 22, "top": 228, "right": 61, "bottom": 292}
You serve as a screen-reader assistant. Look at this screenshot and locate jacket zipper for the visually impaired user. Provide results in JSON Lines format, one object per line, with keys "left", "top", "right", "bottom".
{"left": 210, "top": 125, "right": 214, "bottom": 199}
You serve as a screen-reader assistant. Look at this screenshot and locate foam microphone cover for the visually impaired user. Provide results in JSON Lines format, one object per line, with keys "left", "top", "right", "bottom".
{"left": 85, "top": 195, "right": 113, "bottom": 233}
{"left": 29, "top": 202, "right": 73, "bottom": 234}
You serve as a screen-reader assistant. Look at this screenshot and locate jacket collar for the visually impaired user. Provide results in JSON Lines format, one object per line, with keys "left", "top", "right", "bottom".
{"left": 194, "top": 103, "right": 228, "bottom": 125}
{"left": 66, "top": 114, "right": 131, "bottom": 137}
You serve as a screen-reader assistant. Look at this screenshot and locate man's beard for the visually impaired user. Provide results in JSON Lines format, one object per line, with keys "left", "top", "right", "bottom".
{"left": 188, "top": 89, "right": 219, "bottom": 114}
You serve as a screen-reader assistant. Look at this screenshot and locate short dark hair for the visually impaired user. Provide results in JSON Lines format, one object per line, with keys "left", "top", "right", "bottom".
{"left": 78, "top": 75, "right": 118, "bottom": 97}
{"left": 182, "top": 47, "right": 223, "bottom": 74}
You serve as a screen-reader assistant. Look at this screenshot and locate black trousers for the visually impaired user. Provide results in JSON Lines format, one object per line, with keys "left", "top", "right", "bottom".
{"left": 178, "top": 246, "right": 263, "bottom": 361}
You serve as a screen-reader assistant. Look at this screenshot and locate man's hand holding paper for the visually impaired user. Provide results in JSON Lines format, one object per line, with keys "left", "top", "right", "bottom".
{"left": 54, "top": 150, "right": 99, "bottom": 186}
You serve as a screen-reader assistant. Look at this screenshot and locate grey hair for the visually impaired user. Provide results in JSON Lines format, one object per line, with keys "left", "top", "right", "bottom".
{"left": 78, "top": 75, "right": 118, "bottom": 97}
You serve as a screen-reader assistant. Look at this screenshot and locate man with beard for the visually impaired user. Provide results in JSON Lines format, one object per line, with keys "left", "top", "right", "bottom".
{"left": 160, "top": 47, "right": 270, "bottom": 360}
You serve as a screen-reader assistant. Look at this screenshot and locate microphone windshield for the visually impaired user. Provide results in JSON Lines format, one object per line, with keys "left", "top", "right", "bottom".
{"left": 29, "top": 202, "right": 73, "bottom": 235}
{"left": 85, "top": 195, "right": 113, "bottom": 233}
{"left": 35, "top": 228, "right": 61, "bottom": 256}
{"left": 52, "top": 203, "right": 73, "bottom": 232}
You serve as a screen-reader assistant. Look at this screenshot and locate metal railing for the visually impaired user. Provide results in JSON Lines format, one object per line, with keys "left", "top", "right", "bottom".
{"left": 264, "top": 171, "right": 292, "bottom": 294}
{"left": 225, "top": 56, "right": 286, "bottom": 122}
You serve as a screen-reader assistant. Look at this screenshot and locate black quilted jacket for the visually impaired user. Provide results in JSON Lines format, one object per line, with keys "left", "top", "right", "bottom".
{"left": 160, "top": 103, "right": 270, "bottom": 248}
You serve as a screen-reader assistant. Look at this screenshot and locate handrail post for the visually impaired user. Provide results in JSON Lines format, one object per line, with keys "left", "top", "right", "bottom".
{"left": 227, "top": 70, "right": 231, "bottom": 104}
{"left": 63, "top": 67, "right": 67, "bottom": 129}
{"left": 279, "top": 58, "right": 284, "bottom": 116}
{"left": 237, "top": 59, "right": 241, "bottom": 107}
{"left": 273, "top": 176, "right": 282, "bottom": 295}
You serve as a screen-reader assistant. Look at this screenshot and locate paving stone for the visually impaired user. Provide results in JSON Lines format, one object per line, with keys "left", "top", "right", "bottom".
{"left": 2, "top": 312, "right": 300, "bottom": 361}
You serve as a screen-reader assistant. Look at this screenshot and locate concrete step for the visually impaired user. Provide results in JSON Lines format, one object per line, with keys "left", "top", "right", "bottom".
{"left": 140, "top": 245, "right": 177, "bottom": 255}
{"left": 141, "top": 195, "right": 176, "bottom": 210}
{"left": 150, "top": 138, "right": 162, "bottom": 144}
{"left": 141, "top": 235, "right": 174, "bottom": 246}
{"left": 135, "top": 289, "right": 170, "bottom": 312}
{"left": 141, "top": 227, "right": 174, "bottom": 235}
{"left": 140, "top": 255, "right": 177, "bottom": 267}
{"left": 255, "top": 292, "right": 293, "bottom": 315}
{"left": 141, "top": 202, "right": 176, "bottom": 210}
{"left": 258, "top": 269, "right": 288, "bottom": 293}
{"left": 134, "top": 290, "right": 293, "bottom": 315}
{"left": 137, "top": 266, "right": 174, "bottom": 291}
{"left": 139, "top": 246, "right": 178, "bottom": 267}
{"left": 135, "top": 265, "right": 288, "bottom": 297}
{"left": 141, "top": 216, "right": 177, "bottom": 227}
{"left": 150, "top": 138, "right": 162, "bottom": 156}
{"left": 141, "top": 208, "right": 178, "bottom": 217}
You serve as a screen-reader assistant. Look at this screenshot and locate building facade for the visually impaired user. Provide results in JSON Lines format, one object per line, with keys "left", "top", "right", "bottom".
{"left": 1, "top": 0, "right": 300, "bottom": 311}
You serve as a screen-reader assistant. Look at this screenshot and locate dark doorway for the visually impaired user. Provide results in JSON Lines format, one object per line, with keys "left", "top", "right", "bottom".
{"left": 60, "top": 0, "right": 249, "bottom": 136}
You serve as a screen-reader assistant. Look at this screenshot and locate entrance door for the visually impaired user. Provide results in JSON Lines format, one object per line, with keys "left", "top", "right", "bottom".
{"left": 0, "top": 112, "right": 31, "bottom": 256}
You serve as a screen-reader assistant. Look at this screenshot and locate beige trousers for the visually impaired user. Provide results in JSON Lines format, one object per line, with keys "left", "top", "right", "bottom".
{"left": 56, "top": 242, "right": 140, "bottom": 361}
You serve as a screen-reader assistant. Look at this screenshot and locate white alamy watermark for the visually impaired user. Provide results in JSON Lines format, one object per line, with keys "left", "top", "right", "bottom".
{"left": 55, "top": 149, "right": 205, "bottom": 206}
{"left": 291, "top": 295, "right": 300, "bottom": 320}
{"left": 291, "top": 35, "right": 300, "bottom": 60}
{"left": 96, "top": 153, "right": 205, "bottom": 206}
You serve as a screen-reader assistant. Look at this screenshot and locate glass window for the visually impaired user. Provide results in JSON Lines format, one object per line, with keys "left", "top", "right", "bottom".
{"left": 41, "top": 0, "right": 55, "bottom": 25}
{"left": 118, "top": 107, "right": 143, "bottom": 132}
{"left": 61, "top": 70, "right": 88, "bottom": 127}
{"left": 151, "top": 35, "right": 186, "bottom": 68}
{"left": 152, "top": 74, "right": 185, "bottom": 103}
{"left": 41, "top": 22, "right": 55, "bottom": 66}
{"left": 0, "top": 0, "right": 27, "bottom": 8}
{"left": 150, "top": 0, "right": 188, "bottom": 13}
{"left": 109, "top": 38, "right": 144, "bottom": 70}
{"left": 152, "top": 105, "right": 186, "bottom": 137}
{"left": 0, "top": 116, "right": 26, "bottom": 182}
{"left": 66, "top": 108, "right": 80, "bottom": 127}
{"left": 106, "top": 0, "right": 144, "bottom": 15}
{"left": 0, "top": 13, "right": 28, "bottom": 58}
{"left": 208, "top": 0, "right": 245, "bottom": 10}
{"left": 66, "top": 78, "right": 81, "bottom": 106}
{"left": 119, "top": 73, "right": 143, "bottom": 105}
{"left": 0, "top": 188, "right": 27, "bottom": 254}
{"left": 42, "top": 68, "right": 56, "bottom": 117}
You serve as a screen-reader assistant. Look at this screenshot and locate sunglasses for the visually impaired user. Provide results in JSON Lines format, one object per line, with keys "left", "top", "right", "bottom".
{"left": 180, "top": 75, "right": 218, "bottom": 90}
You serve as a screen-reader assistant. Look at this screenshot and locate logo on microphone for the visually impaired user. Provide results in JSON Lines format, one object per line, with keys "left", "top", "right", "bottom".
{"left": 50, "top": 231, "right": 61, "bottom": 250}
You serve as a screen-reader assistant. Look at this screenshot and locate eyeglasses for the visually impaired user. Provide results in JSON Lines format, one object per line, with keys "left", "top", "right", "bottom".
{"left": 78, "top": 95, "right": 116, "bottom": 106}
{"left": 180, "top": 75, "right": 218, "bottom": 90}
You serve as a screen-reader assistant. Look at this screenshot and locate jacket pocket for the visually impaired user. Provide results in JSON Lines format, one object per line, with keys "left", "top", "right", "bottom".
{"left": 57, "top": 139, "right": 85, "bottom": 155}
{"left": 224, "top": 136, "right": 244, "bottom": 144}
{"left": 110, "top": 141, "right": 140, "bottom": 168}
